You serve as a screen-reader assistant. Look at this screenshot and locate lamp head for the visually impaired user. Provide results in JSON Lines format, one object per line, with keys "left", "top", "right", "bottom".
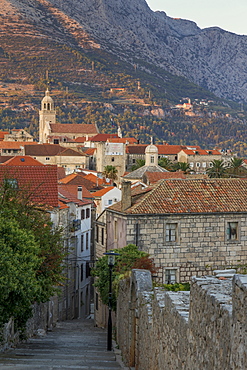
{"left": 104, "top": 251, "right": 120, "bottom": 266}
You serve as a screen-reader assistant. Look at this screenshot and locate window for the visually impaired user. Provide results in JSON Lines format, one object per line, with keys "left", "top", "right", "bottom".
{"left": 53, "top": 139, "right": 59, "bottom": 144}
{"left": 101, "top": 228, "right": 104, "bottom": 245}
{"left": 81, "top": 234, "right": 84, "bottom": 252}
{"left": 81, "top": 209, "right": 85, "bottom": 219}
{"left": 46, "top": 157, "right": 50, "bottom": 161}
{"left": 209, "top": 162, "right": 213, "bottom": 167}
{"left": 114, "top": 220, "right": 118, "bottom": 241}
{"left": 196, "top": 162, "right": 200, "bottom": 167}
{"left": 132, "top": 158, "right": 136, "bottom": 164}
{"left": 165, "top": 223, "right": 177, "bottom": 242}
{"left": 86, "top": 262, "right": 90, "bottom": 278}
{"left": 151, "top": 156, "right": 154, "bottom": 164}
{"left": 112, "top": 157, "right": 115, "bottom": 162}
{"left": 202, "top": 162, "right": 207, "bottom": 168}
{"left": 86, "top": 232, "right": 89, "bottom": 250}
{"left": 189, "top": 162, "right": 194, "bottom": 168}
{"left": 96, "top": 293, "right": 99, "bottom": 311}
{"left": 96, "top": 226, "right": 99, "bottom": 243}
{"left": 164, "top": 269, "right": 177, "bottom": 284}
{"left": 227, "top": 222, "right": 238, "bottom": 241}
{"left": 86, "top": 208, "right": 90, "bottom": 218}
{"left": 81, "top": 264, "right": 84, "bottom": 281}
{"left": 108, "top": 199, "right": 113, "bottom": 205}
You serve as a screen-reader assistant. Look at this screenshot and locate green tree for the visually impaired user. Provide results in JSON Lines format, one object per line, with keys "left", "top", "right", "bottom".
{"left": 0, "top": 181, "right": 65, "bottom": 329}
{"left": 158, "top": 157, "right": 173, "bottom": 170}
{"left": 206, "top": 159, "right": 226, "bottom": 178}
{"left": 172, "top": 162, "right": 191, "bottom": 174}
{"left": 228, "top": 157, "right": 244, "bottom": 177}
{"left": 92, "top": 244, "right": 157, "bottom": 310}
{"left": 0, "top": 217, "right": 42, "bottom": 330}
{"left": 102, "top": 165, "right": 118, "bottom": 182}
{"left": 131, "top": 159, "right": 145, "bottom": 171}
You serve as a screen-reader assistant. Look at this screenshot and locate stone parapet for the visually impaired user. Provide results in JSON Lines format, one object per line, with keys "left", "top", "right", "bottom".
{"left": 116, "top": 270, "right": 247, "bottom": 369}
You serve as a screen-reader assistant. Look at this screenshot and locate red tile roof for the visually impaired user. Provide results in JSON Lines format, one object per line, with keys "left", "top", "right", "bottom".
{"left": 84, "top": 148, "right": 96, "bottom": 155}
{"left": 181, "top": 149, "right": 221, "bottom": 156}
{"left": 50, "top": 123, "right": 98, "bottom": 135}
{"left": 59, "top": 173, "right": 103, "bottom": 191}
{"left": 0, "top": 131, "right": 9, "bottom": 140}
{"left": 93, "top": 186, "right": 115, "bottom": 197}
{"left": 109, "top": 179, "right": 247, "bottom": 215}
{"left": 58, "top": 184, "right": 93, "bottom": 199}
{"left": 89, "top": 134, "right": 119, "bottom": 142}
{"left": 58, "top": 185, "right": 92, "bottom": 206}
{"left": 84, "top": 173, "right": 111, "bottom": 185}
{"left": 0, "top": 165, "right": 59, "bottom": 207}
{"left": 144, "top": 171, "right": 186, "bottom": 184}
{"left": 2, "top": 156, "right": 44, "bottom": 166}
{"left": 0, "top": 141, "right": 37, "bottom": 149}
{"left": 108, "top": 137, "right": 137, "bottom": 144}
{"left": 24, "top": 144, "right": 86, "bottom": 157}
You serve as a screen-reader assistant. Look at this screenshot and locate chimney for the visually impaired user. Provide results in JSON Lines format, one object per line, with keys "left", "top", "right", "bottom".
{"left": 121, "top": 181, "right": 132, "bottom": 211}
{"left": 77, "top": 186, "right": 82, "bottom": 200}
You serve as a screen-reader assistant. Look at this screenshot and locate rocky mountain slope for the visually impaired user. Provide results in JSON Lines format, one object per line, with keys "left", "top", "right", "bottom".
{"left": 40, "top": 0, "right": 247, "bottom": 102}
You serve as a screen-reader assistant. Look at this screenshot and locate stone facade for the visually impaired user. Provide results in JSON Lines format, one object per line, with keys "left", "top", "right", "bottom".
{"left": 105, "top": 211, "right": 247, "bottom": 284}
{"left": 116, "top": 270, "right": 247, "bottom": 369}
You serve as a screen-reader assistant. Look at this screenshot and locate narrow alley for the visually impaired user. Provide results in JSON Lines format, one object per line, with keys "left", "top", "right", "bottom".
{"left": 0, "top": 319, "right": 125, "bottom": 369}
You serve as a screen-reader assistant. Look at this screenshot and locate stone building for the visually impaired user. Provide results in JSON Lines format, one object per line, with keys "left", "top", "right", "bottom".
{"left": 122, "top": 142, "right": 168, "bottom": 183}
{"left": 39, "top": 89, "right": 98, "bottom": 144}
{"left": 24, "top": 143, "right": 89, "bottom": 174}
{"left": 178, "top": 148, "right": 223, "bottom": 173}
{"left": 96, "top": 178, "right": 247, "bottom": 285}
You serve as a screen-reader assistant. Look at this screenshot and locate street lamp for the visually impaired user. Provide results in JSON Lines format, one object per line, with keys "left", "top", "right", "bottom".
{"left": 104, "top": 251, "right": 120, "bottom": 351}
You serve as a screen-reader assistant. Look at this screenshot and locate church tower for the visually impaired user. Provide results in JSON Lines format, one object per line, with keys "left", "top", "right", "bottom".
{"left": 145, "top": 137, "right": 158, "bottom": 166}
{"left": 39, "top": 89, "right": 56, "bottom": 143}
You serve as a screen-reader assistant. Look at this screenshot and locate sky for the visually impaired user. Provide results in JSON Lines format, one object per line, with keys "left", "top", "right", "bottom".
{"left": 146, "top": 1, "right": 247, "bottom": 35}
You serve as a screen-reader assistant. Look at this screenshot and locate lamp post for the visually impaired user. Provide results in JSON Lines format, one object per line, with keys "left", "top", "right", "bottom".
{"left": 104, "top": 252, "right": 120, "bottom": 351}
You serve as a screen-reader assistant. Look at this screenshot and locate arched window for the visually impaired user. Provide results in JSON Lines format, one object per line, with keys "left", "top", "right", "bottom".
{"left": 43, "top": 103, "right": 46, "bottom": 109}
{"left": 47, "top": 103, "right": 50, "bottom": 110}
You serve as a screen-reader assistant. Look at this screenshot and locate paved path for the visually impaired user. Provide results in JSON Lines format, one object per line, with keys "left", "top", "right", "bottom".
{"left": 0, "top": 319, "right": 126, "bottom": 369}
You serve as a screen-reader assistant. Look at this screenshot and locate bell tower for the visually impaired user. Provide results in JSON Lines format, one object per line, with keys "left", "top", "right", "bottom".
{"left": 39, "top": 89, "right": 56, "bottom": 143}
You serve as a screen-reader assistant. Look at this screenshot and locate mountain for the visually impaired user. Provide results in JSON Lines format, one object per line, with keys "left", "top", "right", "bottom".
{"left": 42, "top": 0, "right": 247, "bottom": 103}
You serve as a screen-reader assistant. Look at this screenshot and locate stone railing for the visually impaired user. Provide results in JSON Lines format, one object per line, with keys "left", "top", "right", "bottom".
{"left": 116, "top": 269, "right": 247, "bottom": 369}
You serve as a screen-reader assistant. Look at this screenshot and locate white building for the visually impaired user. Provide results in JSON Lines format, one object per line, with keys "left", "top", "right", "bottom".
{"left": 93, "top": 186, "right": 122, "bottom": 218}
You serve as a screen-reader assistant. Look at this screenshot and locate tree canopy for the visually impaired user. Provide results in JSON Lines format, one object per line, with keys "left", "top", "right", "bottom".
{"left": 92, "top": 244, "right": 157, "bottom": 310}
{"left": 0, "top": 180, "right": 65, "bottom": 331}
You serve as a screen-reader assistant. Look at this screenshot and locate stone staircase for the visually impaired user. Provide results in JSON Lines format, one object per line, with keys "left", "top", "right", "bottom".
{"left": 0, "top": 319, "right": 126, "bottom": 369}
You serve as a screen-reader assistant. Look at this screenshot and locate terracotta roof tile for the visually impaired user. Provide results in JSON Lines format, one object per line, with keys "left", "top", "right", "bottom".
{"left": 89, "top": 134, "right": 119, "bottom": 142}
{"left": 59, "top": 173, "right": 103, "bottom": 191}
{"left": 84, "top": 173, "right": 111, "bottom": 185}
{"left": 144, "top": 171, "right": 186, "bottom": 184}
{"left": 0, "top": 141, "right": 37, "bottom": 149}
{"left": 93, "top": 186, "right": 115, "bottom": 197}
{"left": 108, "top": 137, "right": 137, "bottom": 144}
{"left": 2, "top": 156, "right": 44, "bottom": 166}
{"left": 50, "top": 123, "right": 98, "bottom": 134}
{"left": 109, "top": 179, "right": 247, "bottom": 215}
{"left": 58, "top": 185, "right": 92, "bottom": 206}
{"left": 0, "top": 165, "right": 58, "bottom": 207}
{"left": 58, "top": 184, "right": 93, "bottom": 199}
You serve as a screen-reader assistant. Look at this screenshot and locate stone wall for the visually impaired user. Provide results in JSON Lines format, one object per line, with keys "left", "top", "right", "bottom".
{"left": 121, "top": 213, "right": 247, "bottom": 284}
{"left": 116, "top": 269, "right": 247, "bottom": 369}
{"left": 0, "top": 298, "right": 58, "bottom": 352}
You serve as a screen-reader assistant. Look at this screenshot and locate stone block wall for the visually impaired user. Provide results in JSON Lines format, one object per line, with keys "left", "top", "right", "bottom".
{"left": 116, "top": 270, "right": 247, "bottom": 369}
{"left": 123, "top": 213, "right": 247, "bottom": 284}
